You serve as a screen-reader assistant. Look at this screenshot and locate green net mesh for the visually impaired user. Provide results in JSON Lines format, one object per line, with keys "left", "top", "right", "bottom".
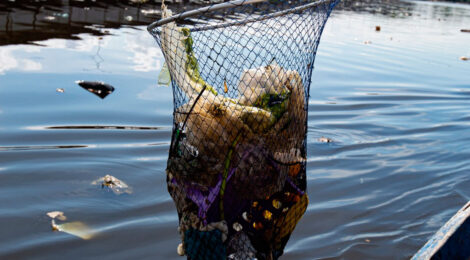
{"left": 148, "top": 0, "right": 338, "bottom": 258}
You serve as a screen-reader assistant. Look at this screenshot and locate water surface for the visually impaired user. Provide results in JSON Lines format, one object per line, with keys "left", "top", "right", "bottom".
{"left": 1, "top": 1, "right": 470, "bottom": 259}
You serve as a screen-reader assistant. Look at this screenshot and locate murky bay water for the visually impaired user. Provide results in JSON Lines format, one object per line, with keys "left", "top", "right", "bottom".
{"left": 1, "top": 1, "right": 470, "bottom": 259}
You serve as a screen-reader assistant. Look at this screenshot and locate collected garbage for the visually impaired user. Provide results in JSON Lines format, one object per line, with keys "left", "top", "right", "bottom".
{"left": 158, "top": 62, "right": 172, "bottom": 86}
{"left": 76, "top": 80, "right": 115, "bottom": 99}
{"left": 148, "top": 0, "right": 339, "bottom": 259}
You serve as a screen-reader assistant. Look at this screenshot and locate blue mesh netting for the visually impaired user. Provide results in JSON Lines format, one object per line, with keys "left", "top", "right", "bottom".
{"left": 148, "top": 1, "right": 338, "bottom": 259}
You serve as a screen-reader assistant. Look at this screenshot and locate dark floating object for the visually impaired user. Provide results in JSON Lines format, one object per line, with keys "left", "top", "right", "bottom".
{"left": 461, "top": 29, "right": 470, "bottom": 33}
{"left": 75, "top": 80, "right": 115, "bottom": 99}
{"left": 413, "top": 201, "right": 470, "bottom": 260}
{"left": 375, "top": 25, "right": 381, "bottom": 31}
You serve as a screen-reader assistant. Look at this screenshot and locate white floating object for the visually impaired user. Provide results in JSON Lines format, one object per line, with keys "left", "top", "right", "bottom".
{"left": 47, "top": 211, "right": 67, "bottom": 221}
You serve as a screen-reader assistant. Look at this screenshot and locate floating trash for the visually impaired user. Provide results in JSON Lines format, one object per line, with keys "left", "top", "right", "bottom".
{"left": 461, "top": 29, "right": 470, "bottom": 33}
{"left": 319, "top": 136, "right": 333, "bottom": 143}
{"left": 47, "top": 211, "right": 67, "bottom": 221}
{"left": 75, "top": 81, "right": 115, "bottom": 99}
{"left": 56, "top": 88, "right": 65, "bottom": 93}
{"left": 375, "top": 25, "right": 381, "bottom": 31}
{"left": 47, "top": 211, "right": 95, "bottom": 240}
{"left": 91, "top": 174, "right": 133, "bottom": 195}
{"left": 148, "top": 0, "right": 338, "bottom": 258}
{"left": 460, "top": 56, "right": 469, "bottom": 61}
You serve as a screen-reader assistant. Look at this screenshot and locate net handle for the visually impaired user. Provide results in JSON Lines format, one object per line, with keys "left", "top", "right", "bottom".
{"left": 147, "top": 0, "right": 266, "bottom": 31}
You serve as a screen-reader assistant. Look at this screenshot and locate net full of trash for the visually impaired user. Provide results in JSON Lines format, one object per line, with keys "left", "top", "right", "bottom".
{"left": 148, "top": 0, "right": 338, "bottom": 259}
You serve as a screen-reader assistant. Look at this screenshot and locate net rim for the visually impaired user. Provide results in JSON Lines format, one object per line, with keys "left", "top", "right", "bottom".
{"left": 147, "top": 0, "right": 336, "bottom": 32}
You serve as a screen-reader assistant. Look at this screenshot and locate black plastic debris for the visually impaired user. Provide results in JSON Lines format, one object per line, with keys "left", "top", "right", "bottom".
{"left": 76, "top": 80, "right": 114, "bottom": 99}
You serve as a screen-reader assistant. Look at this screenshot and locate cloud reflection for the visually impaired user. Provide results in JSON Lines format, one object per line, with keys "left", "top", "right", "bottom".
{"left": 41, "top": 35, "right": 110, "bottom": 52}
{"left": 125, "top": 30, "right": 163, "bottom": 72}
{"left": 0, "top": 46, "right": 42, "bottom": 75}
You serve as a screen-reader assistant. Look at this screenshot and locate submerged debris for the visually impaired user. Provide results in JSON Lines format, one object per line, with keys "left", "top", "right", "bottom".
{"left": 47, "top": 211, "right": 95, "bottom": 240}
{"left": 76, "top": 80, "right": 115, "bottom": 99}
{"left": 91, "top": 174, "right": 133, "bottom": 195}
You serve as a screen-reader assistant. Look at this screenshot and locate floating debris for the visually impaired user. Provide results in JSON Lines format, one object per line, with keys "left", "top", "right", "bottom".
{"left": 56, "top": 88, "right": 65, "bottom": 93}
{"left": 91, "top": 174, "right": 133, "bottom": 195}
{"left": 47, "top": 211, "right": 67, "bottom": 221}
{"left": 375, "top": 25, "right": 381, "bottom": 31}
{"left": 319, "top": 136, "right": 333, "bottom": 143}
{"left": 365, "top": 239, "right": 371, "bottom": 243}
{"left": 76, "top": 80, "right": 115, "bottom": 99}
{"left": 364, "top": 40, "right": 372, "bottom": 44}
{"left": 47, "top": 211, "right": 95, "bottom": 240}
{"left": 460, "top": 56, "right": 469, "bottom": 61}
{"left": 461, "top": 29, "right": 470, "bottom": 33}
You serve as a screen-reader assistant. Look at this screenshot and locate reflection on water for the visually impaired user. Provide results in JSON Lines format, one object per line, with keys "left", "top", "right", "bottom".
{"left": 0, "top": 1, "right": 198, "bottom": 46}
{"left": 0, "top": 0, "right": 470, "bottom": 259}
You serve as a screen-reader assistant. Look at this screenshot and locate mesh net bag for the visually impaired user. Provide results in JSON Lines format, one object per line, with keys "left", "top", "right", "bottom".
{"left": 148, "top": 0, "right": 338, "bottom": 259}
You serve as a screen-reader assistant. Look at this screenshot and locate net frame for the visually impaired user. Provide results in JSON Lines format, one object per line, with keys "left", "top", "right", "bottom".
{"left": 148, "top": 1, "right": 339, "bottom": 259}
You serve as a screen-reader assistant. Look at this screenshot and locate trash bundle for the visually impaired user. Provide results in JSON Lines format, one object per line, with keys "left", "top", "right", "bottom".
{"left": 148, "top": 0, "right": 338, "bottom": 259}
